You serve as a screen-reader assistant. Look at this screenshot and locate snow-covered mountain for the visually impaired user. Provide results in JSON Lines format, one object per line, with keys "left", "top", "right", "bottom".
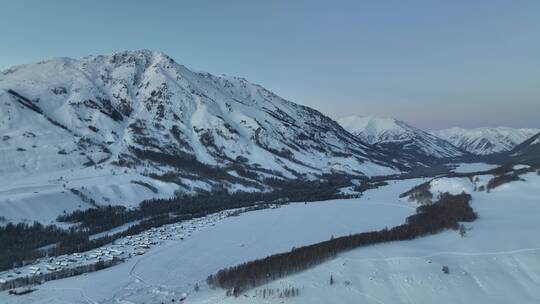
{"left": 507, "top": 131, "right": 540, "bottom": 164}
{"left": 432, "top": 127, "right": 540, "bottom": 155}
{"left": 338, "top": 116, "right": 466, "bottom": 162}
{"left": 0, "top": 50, "right": 404, "bottom": 223}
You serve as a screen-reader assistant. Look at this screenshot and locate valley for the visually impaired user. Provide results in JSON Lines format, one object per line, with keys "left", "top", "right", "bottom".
{"left": 0, "top": 178, "right": 421, "bottom": 303}
{"left": 0, "top": 50, "right": 539, "bottom": 304}
{"left": 1, "top": 166, "right": 539, "bottom": 303}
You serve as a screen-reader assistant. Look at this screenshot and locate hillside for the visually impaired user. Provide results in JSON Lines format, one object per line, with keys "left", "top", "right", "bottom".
{"left": 507, "top": 132, "right": 540, "bottom": 164}
{"left": 0, "top": 50, "right": 404, "bottom": 223}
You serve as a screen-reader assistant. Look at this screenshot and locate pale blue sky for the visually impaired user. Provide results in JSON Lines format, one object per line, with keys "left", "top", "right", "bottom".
{"left": 1, "top": 0, "right": 539, "bottom": 129}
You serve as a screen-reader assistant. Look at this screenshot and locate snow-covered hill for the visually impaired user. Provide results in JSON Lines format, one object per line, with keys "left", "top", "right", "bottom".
{"left": 0, "top": 50, "right": 403, "bottom": 223}
{"left": 338, "top": 116, "right": 466, "bottom": 162}
{"left": 432, "top": 127, "right": 540, "bottom": 155}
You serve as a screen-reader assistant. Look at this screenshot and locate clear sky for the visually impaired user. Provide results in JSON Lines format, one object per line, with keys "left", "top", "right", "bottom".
{"left": 1, "top": 0, "right": 539, "bottom": 130}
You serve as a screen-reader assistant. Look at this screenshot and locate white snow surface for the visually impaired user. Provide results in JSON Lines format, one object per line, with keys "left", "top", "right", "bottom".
{"left": 451, "top": 162, "right": 498, "bottom": 173}
{"left": 432, "top": 126, "right": 540, "bottom": 155}
{"left": 513, "top": 164, "right": 530, "bottom": 170}
{"left": 189, "top": 172, "right": 540, "bottom": 304}
{"left": 429, "top": 177, "right": 474, "bottom": 196}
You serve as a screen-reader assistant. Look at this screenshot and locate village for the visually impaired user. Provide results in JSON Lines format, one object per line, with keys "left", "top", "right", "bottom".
{"left": 0, "top": 206, "right": 253, "bottom": 292}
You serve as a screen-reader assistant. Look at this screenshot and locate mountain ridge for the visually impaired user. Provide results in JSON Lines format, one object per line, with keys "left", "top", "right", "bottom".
{"left": 338, "top": 115, "right": 467, "bottom": 163}
{"left": 431, "top": 126, "right": 540, "bottom": 155}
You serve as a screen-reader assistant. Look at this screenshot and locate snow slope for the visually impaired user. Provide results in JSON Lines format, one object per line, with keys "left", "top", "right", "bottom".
{"left": 0, "top": 50, "right": 403, "bottom": 223}
{"left": 507, "top": 132, "right": 540, "bottom": 164}
{"left": 189, "top": 172, "right": 540, "bottom": 304}
{"left": 338, "top": 115, "right": 465, "bottom": 161}
{"left": 432, "top": 127, "right": 540, "bottom": 155}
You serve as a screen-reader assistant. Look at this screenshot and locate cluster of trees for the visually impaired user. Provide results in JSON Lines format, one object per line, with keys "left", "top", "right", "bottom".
{"left": 486, "top": 173, "right": 522, "bottom": 191}
{"left": 130, "top": 180, "right": 158, "bottom": 193}
{"left": 206, "top": 193, "right": 476, "bottom": 294}
{"left": 352, "top": 180, "right": 388, "bottom": 193}
{"left": 57, "top": 205, "right": 139, "bottom": 234}
{"left": 251, "top": 287, "right": 299, "bottom": 299}
{"left": 0, "top": 212, "right": 185, "bottom": 272}
{"left": 0, "top": 222, "right": 71, "bottom": 270}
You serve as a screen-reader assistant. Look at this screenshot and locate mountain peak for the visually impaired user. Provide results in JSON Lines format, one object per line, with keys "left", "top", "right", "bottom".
{"left": 338, "top": 115, "right": 465, "bottom": 160}
{"left": 83, "top": 49, "right": 173, "bottom": 63}
{"left": 337, "top": 115, "right": 408, "bottom": 143}
{"left": 338, "top": 115, "right": 425, "bottom": 144}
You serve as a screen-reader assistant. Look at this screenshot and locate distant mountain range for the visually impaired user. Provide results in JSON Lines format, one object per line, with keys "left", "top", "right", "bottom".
{"left": 431, "top": 127, "right": 540, "bottom": 155}
{"left": 338, "top": 116, "right": 539, "bottom": 160}
{"left": 337, "top": 116, "right": 466, "bottom": 165}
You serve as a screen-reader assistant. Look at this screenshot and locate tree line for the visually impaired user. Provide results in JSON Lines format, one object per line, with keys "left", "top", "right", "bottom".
{"left": 206, "top": 192, "right": 476, "bottom": 294}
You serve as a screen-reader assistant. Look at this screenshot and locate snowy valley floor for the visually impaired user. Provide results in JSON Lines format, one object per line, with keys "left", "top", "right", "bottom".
{"left": 191, "top": 172, "right": 540, "bottom": 304}
{"left": 2, "top": 173, "right": 540, "bottom": 304}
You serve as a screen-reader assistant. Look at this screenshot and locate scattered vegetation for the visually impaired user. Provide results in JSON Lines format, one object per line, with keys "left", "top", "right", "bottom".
{"left": 442, "top": 265, "right": 450, "bottom": 274}
{"left": 251, "top": 287, "right": 300, "bottom": 299}
{"left": 130, "top": 180, "right": 159, "bottom": 193}
{"left": 458, "top": 224, "right": 467, "bottom": 237}
{"left": 68, "top": 188, "right": 98, "bottom": 207}
{"left": 352, "top": 180, "right": 388, "bottom": 193}
{"left": 399, "top": 181, "right": 433, "bottom": 204}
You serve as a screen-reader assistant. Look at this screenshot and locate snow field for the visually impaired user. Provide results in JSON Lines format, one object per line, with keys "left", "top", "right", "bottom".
{"left": 189, "top": 172, "right": 540, "bottom": 304}
{"left": 0, "top": 178, "right": 422, "bottom": 303}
